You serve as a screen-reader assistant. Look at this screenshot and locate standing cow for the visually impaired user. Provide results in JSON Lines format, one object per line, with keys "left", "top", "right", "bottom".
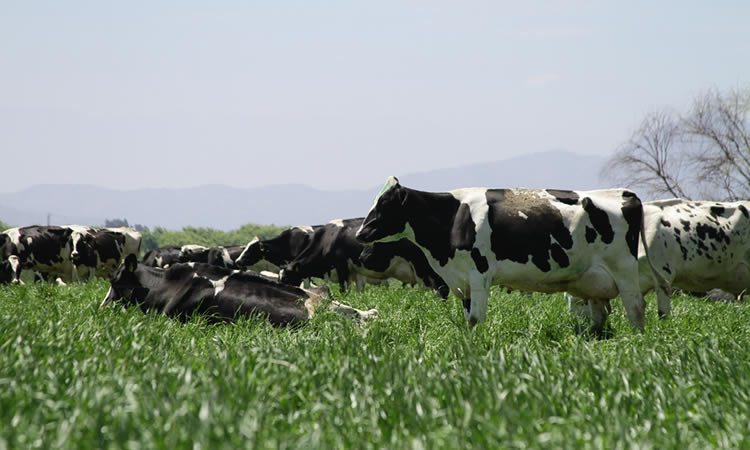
{"left": 356, "top": 176, "right": 668, "bottom": 331}
{"left": 178, "top": 245, "right": 245, "bottom": 269}
{"left": 279, "top": 217, "right": 448, "bottom": 295}
{"left": 0, "top": 226, "right": 76, "bottom": 283}
{"left": 69, "top": 226, "right": 142, "bottom": 280}
{"left": 235, "top": 226, "right": 323, "bottom": 269}
{"left": 0, "top": 225, "right": 141, "bottom": 284}
{"left": 570, "top": 198, "right": 750, "bottom": 320}
{"left": 141, "top": 246, "right": 183, "bottom": 268}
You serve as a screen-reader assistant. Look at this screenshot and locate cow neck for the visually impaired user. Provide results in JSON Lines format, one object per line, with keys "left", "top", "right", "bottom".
{"left": 135, "top": 264, "right": 169, "bottom": 290}
{"left": 401, "top": 187, "right": 464, "bottom": 265}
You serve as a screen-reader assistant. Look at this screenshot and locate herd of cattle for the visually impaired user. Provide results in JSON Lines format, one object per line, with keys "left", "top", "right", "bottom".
{"left": 2, "top": 176, "right": 749, "bottom": 332}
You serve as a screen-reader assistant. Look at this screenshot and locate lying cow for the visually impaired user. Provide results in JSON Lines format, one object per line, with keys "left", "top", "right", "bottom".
{"left": 279, "top": 218, "right": 448, "bottom": 295}
{"left": 569, "top": 198, "right": 750, "bottom": 320}
{"left": 101, "top": 254, "right": 378, "bottom": 326}
{"left": 356, "top": 176, "right": 667, "bottom": 331}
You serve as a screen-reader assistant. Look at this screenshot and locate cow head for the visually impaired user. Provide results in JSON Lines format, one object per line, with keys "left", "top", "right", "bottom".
{"left": 100, "top": 254, "right": 145, "bottom": 307}
{"left": 278, "top": 263, "right": 303, "bottom": 287}
{"left": 0, "top": 234, "right": 11, "bottom": 259}
{"left": 0, "top": 255, "right": 23, "bottom": 285}
{"left": 356, "top": 176, "right": 409, "bottom": 244}
{"left": 235, "top": 237, "right": 262, "bottom": 268}
{"left": 178, "top": 245, "right": 209, "bottom": 263}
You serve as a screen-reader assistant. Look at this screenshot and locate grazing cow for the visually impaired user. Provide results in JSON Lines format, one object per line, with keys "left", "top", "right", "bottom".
{"left": 178, "top": 244, "right": 209, "bottom": 261}
{"left": 356, "top": 176, "right": 668, "bottom": 330}
{"left": 100, "top": 255, "right": 378, "bottom": 326}
{"left": 0, "top": 225, "right": 76, "bottom": 282}
{"left": 359, "top": 238, "right": 450, "bottom": 298}
{"left": 69, "top": 226, "right": 142, "bottom": 280}
{"left": 178, "top": 245, "right": 245, "bottom": 269}
{"left": 235, "top": 226, "right": 322, "bottom": 269}
{"left": 141, "top": 246, "right": 182, "bottom": 268}
{"left": 280, "top": 218, "right": 449, "bottom": 295}
{"left": 570, "top": 199, "right": 750, "bottom": 319}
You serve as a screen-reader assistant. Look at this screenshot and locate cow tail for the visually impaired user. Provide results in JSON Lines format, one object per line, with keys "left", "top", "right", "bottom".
{"left": 639, "top": 209, "right": 671, "bottom": 296}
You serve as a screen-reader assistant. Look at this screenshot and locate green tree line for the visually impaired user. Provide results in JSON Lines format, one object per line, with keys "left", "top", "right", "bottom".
{"left": 139, "top": 223, "right": 285, "bottom": 254}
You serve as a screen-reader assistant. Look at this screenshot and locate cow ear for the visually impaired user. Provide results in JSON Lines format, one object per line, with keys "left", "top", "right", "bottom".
{"left": 124, "top": 253, "right": 138, "bottom": 273}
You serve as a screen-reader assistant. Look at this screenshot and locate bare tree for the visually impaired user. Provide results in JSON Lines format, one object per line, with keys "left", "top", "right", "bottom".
{"left": 603, "top": 86, "right": 750, "bottom": 201}
{"left": 603, "top": 109, "right": 690, "bottom": 199}
{"left": 682, "top": 87, "right": 750, "bottom": 201}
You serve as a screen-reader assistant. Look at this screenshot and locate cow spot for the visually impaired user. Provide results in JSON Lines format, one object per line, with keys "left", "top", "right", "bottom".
{"left": 471, "top": 248, "right": 489, "bottom": 273}
{"left": 583, "top": 197, "right": 614, "bottom": 244}
{"left": 585, "top": 226, "right": 597, "bottom": 243}
{"left": 546, "top": 189, "right": 580, "bottom": 206}
{"left": 620, "top": 192, "right": 642, "bottom": 259}
{"left": 485, "top": 189, "right": 573, "bottom": 273}
{"left": 739, "top": 204, "right": 749, "bottom": 218}
{"left": 696, "top": 223, "right": 731, "bottom": 246}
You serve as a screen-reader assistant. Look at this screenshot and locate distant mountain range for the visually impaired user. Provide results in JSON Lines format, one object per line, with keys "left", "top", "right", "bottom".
{"left": 0, "top": 150, "right": 608, "bottom": 230}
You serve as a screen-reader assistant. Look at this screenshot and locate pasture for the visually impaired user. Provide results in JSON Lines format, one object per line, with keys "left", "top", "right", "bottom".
{"left": 1, "top": 282, "right": 750, "bottom": 449}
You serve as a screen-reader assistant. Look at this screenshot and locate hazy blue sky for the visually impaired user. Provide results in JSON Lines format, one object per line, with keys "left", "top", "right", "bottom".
{"left": 2, "top": 1, "right": 748, "bottom": 192}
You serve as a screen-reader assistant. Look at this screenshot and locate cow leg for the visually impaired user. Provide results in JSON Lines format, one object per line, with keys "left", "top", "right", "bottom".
{"left": 619, "top": 288, "right": 646, "bottom": 332}
{"left": 329, "top": 301, "right": 379, "bottom": 324}
{"left": 355, "top": 274, "right": 366, "bottom": 292}
{"left": 566, "top": 293, "right": 591, "bottom": 320}
{"left": 303, "top": 295, "right": 378, "bottom": 325}
{"left": 655, "top": 284, "right": 671, "bottom": 319}
{"left": 466, "top": 272, "right": 489, "bottom": 326}
{"left": 589, "top": 299, "right": 612, "bottom": 335}
{"left": 336, "top": 264, "right": 350, "bottom": 292}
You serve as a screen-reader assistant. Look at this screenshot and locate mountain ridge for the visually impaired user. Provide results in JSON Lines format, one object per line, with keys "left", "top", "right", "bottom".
{"left": 0, "top": 150, "right": 608, "bottom": 230}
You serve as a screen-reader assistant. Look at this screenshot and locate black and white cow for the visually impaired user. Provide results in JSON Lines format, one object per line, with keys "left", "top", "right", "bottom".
{"left": 570, "top": 198, "right": 750, "bottom": 319}
{"left": 1, "top": 225, "right": 141, "bottom": 284}
{"left": 178, "top": 245, "right": 245, "bottom": 269}
{"left": 356, "top": 176, "right": 668, "bottom": 330}
{"left": 235, "top": 226, "right": 323, "bottom": 269}
{"left": 141, "top": 246, "right": 182, "bottom": 268}
{"left": 0, "top": 255, "right": 23, "bottom": 284}
{"left": 69, "top": 226, "right": 142, "bottom": 280}
{"left": 100, "top": 254, "right": 378, "bottom": 326}
{"left": 0, "top": 225, "right": 76, "bottom": 283}
{"left": 359, "top": 238, "right": 450, "bottom": 298}
{"left": 280, "top": 217, "right": 449, "bottom": 295}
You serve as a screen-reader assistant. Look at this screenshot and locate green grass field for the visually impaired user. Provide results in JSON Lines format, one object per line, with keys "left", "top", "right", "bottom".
{"left": 1, "top": 281, "right": 749, "bottom": 449}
